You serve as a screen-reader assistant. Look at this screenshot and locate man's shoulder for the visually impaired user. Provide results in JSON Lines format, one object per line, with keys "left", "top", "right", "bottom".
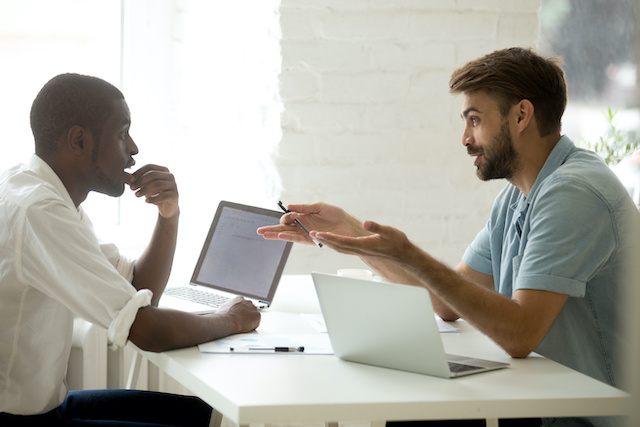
{"left": 540, "top": 148, "right": 629, "bottom": 206}
{"left": 559, "top": 146, "right": 613, "bottom": 177}
{"left": 0, "top": 163, "right": 68, "bottom": 211}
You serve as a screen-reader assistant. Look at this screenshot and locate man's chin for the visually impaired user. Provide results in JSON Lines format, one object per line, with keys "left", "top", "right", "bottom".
{"left": 95, "top": 185, "right": 126, "bottom": 198}
{"left": 476, "top": 167, "right": 503, "bottom": 182}
{"left": 476, "top": 166, "right": 489, "bottom": 181}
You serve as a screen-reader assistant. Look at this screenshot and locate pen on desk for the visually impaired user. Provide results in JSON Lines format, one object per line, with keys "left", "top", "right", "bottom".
{"left": 277, "top": 201, "right": 323, "bottom": 248}
{"left": 248, "top": 347, "right": 305, "bottom": 352}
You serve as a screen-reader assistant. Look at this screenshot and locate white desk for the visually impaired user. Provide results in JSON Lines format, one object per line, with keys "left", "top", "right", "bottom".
{"left": 138, "top": 276, "right": 631, "bottom": 425}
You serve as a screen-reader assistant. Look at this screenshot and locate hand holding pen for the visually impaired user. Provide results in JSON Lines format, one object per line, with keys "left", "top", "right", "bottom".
{"left": 278, "top": 201, "right": 323, "bottom": 248}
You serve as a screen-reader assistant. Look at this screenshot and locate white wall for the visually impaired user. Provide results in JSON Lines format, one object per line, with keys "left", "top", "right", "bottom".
{"left": 278, "top": 0, "right": 542, "bottom": 274}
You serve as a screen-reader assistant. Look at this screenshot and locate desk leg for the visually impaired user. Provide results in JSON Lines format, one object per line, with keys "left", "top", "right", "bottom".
{"left": 325, "top": 422, "right": 339, "bottom": 427}
{"left": 485, "top": 418, "right": 498, "bottom": 427}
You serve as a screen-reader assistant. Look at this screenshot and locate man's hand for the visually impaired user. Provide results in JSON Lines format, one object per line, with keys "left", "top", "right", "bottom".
{"left": 215, "top": 296, "right": 261, "bottom": 333}
{"left": 128, "top": 164, "right": 179, "bottom": 219}
{"left": 257, "top": 202, "right": 367, "bottom": 245}
{"left": 311, "top": 220, "right": 414, "bottom": 264}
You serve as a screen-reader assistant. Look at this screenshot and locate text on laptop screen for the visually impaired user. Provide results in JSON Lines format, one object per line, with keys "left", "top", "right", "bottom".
{"left": 191, "top": 204, "right": 290, "bottom": 301}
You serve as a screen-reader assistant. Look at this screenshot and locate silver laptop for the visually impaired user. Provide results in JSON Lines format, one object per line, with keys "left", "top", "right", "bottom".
{"left": 311, "top": 272, "right": 509, "bottom": 378}
{"left": 160, "top": 201, "right": 293, "bottom": 314}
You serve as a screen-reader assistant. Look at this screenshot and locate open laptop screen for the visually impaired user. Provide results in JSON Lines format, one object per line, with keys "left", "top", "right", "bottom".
{"left": 190, "top": 201, "right": 292, "bottom": 303}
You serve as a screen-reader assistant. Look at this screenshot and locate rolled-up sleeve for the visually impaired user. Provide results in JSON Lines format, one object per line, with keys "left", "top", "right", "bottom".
{"left": 463, "top": 224, "right": 493, "bottom": 275}
{"left": 107, "top": 289, "right": 152, "bottom": 347}
{"left": 18, "top": 200, "right": 151, "bottom": 348}
{"left": 515, "top": 178, "right": 615, "bottom": 297}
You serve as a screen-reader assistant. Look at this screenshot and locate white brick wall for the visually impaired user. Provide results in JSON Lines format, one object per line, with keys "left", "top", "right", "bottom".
{"left": 278, "top": 0, "right": 542, "bottom": 274}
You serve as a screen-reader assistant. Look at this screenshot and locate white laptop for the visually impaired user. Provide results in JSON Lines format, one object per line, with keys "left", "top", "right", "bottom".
{"left": 160, "top": 201, "right": 293, "bottom": 314}
{"left": 311, "top": 272, "right": 509, "bottom": 378}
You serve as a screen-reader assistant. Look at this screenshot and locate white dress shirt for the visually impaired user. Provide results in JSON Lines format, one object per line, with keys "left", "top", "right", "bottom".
{"left": 0, "top": 155, "right": 152, "bottom": 415}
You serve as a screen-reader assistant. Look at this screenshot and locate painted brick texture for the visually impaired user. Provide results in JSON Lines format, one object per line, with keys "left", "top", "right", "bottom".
{"left": 278, "top": 0, "right": 542, "bottom": 273}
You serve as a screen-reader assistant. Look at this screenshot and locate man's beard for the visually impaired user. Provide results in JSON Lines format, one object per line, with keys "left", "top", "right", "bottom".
{"left": 90, "top": 141, "right": 126, "bottom": 197}
{"left": 92, "top": 170, "right": 126, "bottom": 197}
{"left": 469, "top": 120, "right": 522, "bottom": 181}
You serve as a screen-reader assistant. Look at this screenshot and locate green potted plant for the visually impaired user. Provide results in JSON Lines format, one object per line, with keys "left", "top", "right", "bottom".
{"left": 579, "top": 108, "right": 640, "bottom": 166}
{"left": 579, "top": 108, "right": 640, "bottom": 207}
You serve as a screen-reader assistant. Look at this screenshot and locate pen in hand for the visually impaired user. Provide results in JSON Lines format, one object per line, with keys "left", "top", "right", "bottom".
{"left": 277, "top": 201, "right": 323, "bottom": 248}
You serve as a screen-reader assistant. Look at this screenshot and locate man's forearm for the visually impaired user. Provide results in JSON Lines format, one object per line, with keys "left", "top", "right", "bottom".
{"left": 129, "top": 297, "right": 261, "bottom": 352}
{"left": 133, "top": 212, "right": 179, "bottom": 305}
{"left": 397, "top": 243, "right": 568, "bottom": 357}
{"left": 129, "top": 308, "right": 242, "bottom": 352}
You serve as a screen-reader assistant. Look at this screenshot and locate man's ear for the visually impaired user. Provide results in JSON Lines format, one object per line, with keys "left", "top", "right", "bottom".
{"left": 66, "top": 125, "right": 91, "bottom": 155}
{"left": 515, "top": 99, "right": 535, "bottom": 132}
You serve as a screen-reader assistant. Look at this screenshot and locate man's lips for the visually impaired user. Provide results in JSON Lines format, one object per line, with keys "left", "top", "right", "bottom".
{"left": 123, "top": 160, "right": 136, "bottom": 184}
{"left": 467, "top": 148, "right": 482, "bottom": 167}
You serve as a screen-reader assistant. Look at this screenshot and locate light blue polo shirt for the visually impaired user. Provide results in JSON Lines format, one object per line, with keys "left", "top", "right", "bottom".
{"left": 463, "top": 136, "right": 639, "bottom": 426}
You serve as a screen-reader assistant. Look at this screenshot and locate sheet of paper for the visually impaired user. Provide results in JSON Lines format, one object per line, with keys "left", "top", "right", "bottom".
{"left": 301, "top": 313, "right": 327, "bottom": 333}
{"left": 198, "top": 333, "right": 333, "bottom": 355}
{"left": 436, "top": 315, "right": 459, "bottom": 333}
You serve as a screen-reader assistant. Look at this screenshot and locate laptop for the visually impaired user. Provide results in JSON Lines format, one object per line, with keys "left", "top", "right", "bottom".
{"left": 159, "top": 201, "right": 293, "bottom": 314}
{"left": 311, "top": 272, "right": 509, "bottom": 378}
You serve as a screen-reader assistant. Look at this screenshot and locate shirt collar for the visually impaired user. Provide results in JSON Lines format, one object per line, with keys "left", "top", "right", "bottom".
{"left": 28, "top": 154, "right": 79, "bottom": 212}
{"left": 509, "top": 135, "right": 575, "bottom": 215}
{"left": 527, "top": 135, "right": 575, "bottom": 203}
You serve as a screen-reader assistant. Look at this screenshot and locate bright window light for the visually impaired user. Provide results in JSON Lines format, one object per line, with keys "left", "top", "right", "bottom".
{"left": 0, "top": 0, "right": 282, "bottom": 279}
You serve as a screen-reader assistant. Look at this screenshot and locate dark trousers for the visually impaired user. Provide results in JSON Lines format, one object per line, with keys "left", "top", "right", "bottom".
{"left": 0, "top": 389, "right": 212, "bottom": 426}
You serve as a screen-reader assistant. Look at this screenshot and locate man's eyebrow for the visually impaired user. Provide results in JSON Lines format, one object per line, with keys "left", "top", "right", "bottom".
{"left": 461, "top": 107, "right": 480, "bottom": 119}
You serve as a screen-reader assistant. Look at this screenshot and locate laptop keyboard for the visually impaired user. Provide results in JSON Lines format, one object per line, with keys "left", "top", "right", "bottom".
{"left": 448, "top": 361, "right": 482, "bottom": 373}
{"left": 164, "top": 287, "right": 230, "bottom": 308}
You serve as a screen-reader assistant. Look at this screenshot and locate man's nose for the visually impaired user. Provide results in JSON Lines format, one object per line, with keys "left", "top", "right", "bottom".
{"left": 462, "top": 131, "right": 473, "bottom": 147}
{"left": 128, "top": 136, "right": 139, "bottom": 156}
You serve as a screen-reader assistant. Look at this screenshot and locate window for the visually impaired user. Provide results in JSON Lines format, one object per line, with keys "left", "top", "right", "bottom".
{"left": 0, "top": 1, "right": 121, "bottom": 169}
{"left": 539, "top": 0, "right": 639, "bottom": 203}
{"left": 0, "top": 1, "right": 282, "bottom": 274}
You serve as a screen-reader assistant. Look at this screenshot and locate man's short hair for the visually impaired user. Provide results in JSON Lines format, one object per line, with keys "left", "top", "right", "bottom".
{"left": 30, "top": 73, "right": 124, "bottom": 156}
{"left": 449, "top": 47, "right": 567, "bottom": 137}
